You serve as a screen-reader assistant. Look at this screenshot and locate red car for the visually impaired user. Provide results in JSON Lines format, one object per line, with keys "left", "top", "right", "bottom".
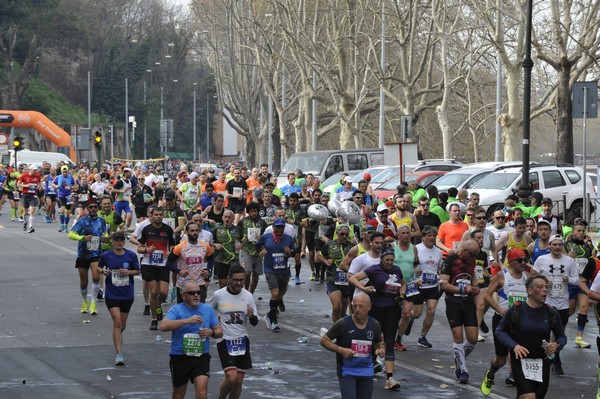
{"left": 373, "top": 171, "right": 447, "bottom": 202}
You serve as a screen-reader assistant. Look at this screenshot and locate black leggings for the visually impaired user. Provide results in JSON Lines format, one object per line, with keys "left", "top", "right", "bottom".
{"left": 369, "top": 304, "right": 401, "bottom": 361}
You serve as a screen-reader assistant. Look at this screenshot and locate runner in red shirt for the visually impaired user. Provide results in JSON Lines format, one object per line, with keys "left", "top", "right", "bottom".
{"left": 17, "top": 164, "right": 42, "bottom": 233}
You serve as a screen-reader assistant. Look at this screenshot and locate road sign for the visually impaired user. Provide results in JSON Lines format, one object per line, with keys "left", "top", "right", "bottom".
{"left": 0, "top": 133, "right": 8, "bottom": 145}
{"left": 573, "top": 81, "right": 598, "bottom": 119}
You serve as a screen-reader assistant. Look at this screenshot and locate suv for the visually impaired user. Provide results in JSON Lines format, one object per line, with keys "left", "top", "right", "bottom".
{"left": 469, "top": 164, "right": 595, "bottom": 219}
{"left": 432, "top": 161, "right": 534, "bottom": 193}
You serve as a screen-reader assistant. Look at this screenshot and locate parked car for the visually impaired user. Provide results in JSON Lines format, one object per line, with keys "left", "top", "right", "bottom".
{"left": 431, "top": 161, "right": 534, "bottom": 193}
{"left": 373, "top": 171, "right": 447, "bottom": 202}
{"left": 468, "top": 164, "right": 595, "bottom": 219}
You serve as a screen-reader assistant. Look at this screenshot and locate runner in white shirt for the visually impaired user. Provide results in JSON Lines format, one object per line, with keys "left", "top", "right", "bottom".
{"left": 211, "top": 265, "right": 259, "bottom": 399}
{"left": 533, "top": 234, "right": 578, "bottom": 376}
{"left": 347, "top": 232, "right": 385, "bottom": 296}
{"left": 264, "top": 208, "right": 295, "bottom": 238}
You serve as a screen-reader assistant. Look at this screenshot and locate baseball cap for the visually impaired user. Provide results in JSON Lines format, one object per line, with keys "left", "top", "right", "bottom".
{"left": 536, "top": 219, "right": 551, "bottom": 227}
{"left": 549, "top": 234, "right": 563, "bottom": 244}
{"left": 165, "top": 191, "right": 176, "bottom": 200}
{"left": 141, "top": 166, "right": 149, "bottom": 172}
{"left": 541, "top": 197, "right": 553, "bottom": 205}
{"left": 61, "top": 165, "right": 69, "bottom": 171}
{"left": 273, "top": 218, "right": 286, "bottom": 226}
{"left": 123, "top": 167, "right": 132, "bottom": 172}
{"left": 377, "top": 203, "right": 388, "bottom": 212}
{"left": 507, "top": 248, "right": 527, "bottom": 263}
{"left": 299, "top": 179, "right": 308, "bottom": 187}
{"left": 573, "top": 217, "right": 588, "bottom": 227}
{"left": 113, "top": 231, "right": 126, "bottom": 240}
{"left": 343, "top": 176, "right": 353, "bottom": 183}
{"left": 189, "top": 172, "right": 199, "bottom": 179}
{"left": 364, "top": 173, "right": 372, "bottom": 181}
{"left": 86, "top": 198, "right": 98, "bottom": 207}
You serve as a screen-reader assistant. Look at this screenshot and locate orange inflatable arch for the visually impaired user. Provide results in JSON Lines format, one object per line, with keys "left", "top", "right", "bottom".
{"left": 0, "top": 110, "right": 76, "bottom": 162}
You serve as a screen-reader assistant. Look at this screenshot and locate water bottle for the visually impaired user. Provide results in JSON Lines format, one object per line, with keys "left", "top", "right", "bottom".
{"left": 297, "top": 336, "right": 309, "bottom": 343}
{"left": 541, "top": 340, "right": 555, "bottom": 360}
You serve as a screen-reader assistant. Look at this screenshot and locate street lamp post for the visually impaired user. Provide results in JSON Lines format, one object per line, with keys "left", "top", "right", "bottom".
{"left": 517, "top": 0, "right": 534, "bottom": 203}
{"left": 193, "top": 83, "right": 197, "bottom": 161}
{"left": 206, "top": 93, "right": 210, "bottom": 161}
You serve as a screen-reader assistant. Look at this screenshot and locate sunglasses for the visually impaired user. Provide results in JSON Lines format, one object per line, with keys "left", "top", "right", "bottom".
{"left": 476, "top": 216, "right": 487, "bottom": 220}
{"left": 88, "top": 205, "right": 98, "bottom": 209}
{"left": 420, "top": 203, "right": 429, "bottom": 207}
{"left": 514, "top": 257, "right": 527, "bottom": 263}
{"left": 113, "top": 237, "right": 125, "bottom": 241}
{"left": 466, "top": 213, "right": 474, "bottom": 217}
{"left": 183, "top": 290, "right": 202, "bottom": 296}
{"left": 338, "top": 232, "right": 349, "bottom": 236}
{"left": 495, "top": 216, "right": 505, "bottom": 220}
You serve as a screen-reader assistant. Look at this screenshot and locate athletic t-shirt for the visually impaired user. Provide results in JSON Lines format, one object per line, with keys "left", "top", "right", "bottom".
{"left": 139, "top": 224, "right": 175, "bottom": 266}
{"left": 170, "top": 240, "right": 213, "bottom": 288}
{"left": 533, "top": 254, "right": 579, "bottom": 310}
{"left": 210, "top": 287, "right": 258, "bottom": 341}
{"left": 166, "top": 303, "right": 219, "bottom": 356}
{"left": 348, "top": 252, "right": 381, "bottom": 296}
{"left": 99, "top": 249, "right": 140, "bottom": 300}
{"left": 437, "top": 221, "right": 469, "bottom": 256}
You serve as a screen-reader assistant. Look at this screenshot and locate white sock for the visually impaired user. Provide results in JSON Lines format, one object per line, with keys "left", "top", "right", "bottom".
{"left": 80, "top": 287, "right": 88, "bottom": 302}
{"left": 28, "top": 215, "right": 34, "bottom": 229}
{"left": 453, "top": 342, "right": 466, "bottom": 372}
{"left": 464, "top": 340, "right": 475, "bottom": 358}
{"left": 91, "top": 282, "right": 100, "bottom": 304}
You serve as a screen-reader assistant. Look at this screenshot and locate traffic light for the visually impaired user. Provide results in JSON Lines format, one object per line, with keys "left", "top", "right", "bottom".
{"left": 94, "top": 131, "right": 102, "bottom": 148}
{"left": 13, "top": 136, "right": 23, "bottom": 152}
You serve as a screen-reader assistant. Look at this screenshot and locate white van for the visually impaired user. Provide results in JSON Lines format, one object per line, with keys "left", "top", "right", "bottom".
{"left": 1, "top": 149, "right": 75, "bottom": 168}
{"left": 277, "top": 149, "right": 384, "bottom": 187}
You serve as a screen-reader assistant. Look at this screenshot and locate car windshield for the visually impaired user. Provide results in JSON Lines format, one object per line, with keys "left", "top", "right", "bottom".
{"left": 432, "top": 173, "right": 470, "bottom": 190}
{"left": 472, "top": 172, "right": 519, "bottom": 190}
{"left": 371, "top": 166, "right": 400, "bottom": 184}
{"left": 323, "top": 171, "right": 358, "bottom": 187}
{"left": 279, "top": 153, "right": 330, "bottom": 176}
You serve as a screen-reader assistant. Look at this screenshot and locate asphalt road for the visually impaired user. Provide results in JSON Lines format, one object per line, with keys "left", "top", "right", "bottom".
{"left": 0, "top": 208, "right": 598, "bottom": 398}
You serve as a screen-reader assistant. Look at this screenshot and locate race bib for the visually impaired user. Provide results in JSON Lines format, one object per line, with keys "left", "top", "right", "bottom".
{"left": 317, "top": 224, "right": 329, "bottom": 239}
{"left": 508, "top": 291, "right": 528, "bottom": 308}
{"left": 422, "top": 272, "right": 439, "bottom": 286}
{"left": 549, "top": 276, "right": 567, "bottom": 298}
{"left": 86, "top": 236, "right": 100, "bottom": 251}
{"left": 13, "top": 191, "right": 20, "bottom": 200}
{"left": 383, "top": 280, "right": 402, "bottom": 294}
{"left": 474, "top": 265, "right": 484, "bottom": 284}
{"left": 262, "top": 216, "right": 273, "bottom": 225}
{"left": 163, "top": 217, "right": 176, "bottom": 229}
{"left": 576, "top": 258, "right": 588, "bottom": 275}
{"left": 247, "top": 227, "right": 261, "bottom": 243}
{"left": 521, "top": 358, "right": 543, "bottom": 382}
{"left": 351, "top": 339, "right": 372, "bottom": 358}
{"left": 335, "top": 270, "right": 349, "bottom": 286}
{"left": 454, "top": 278, "right": 470, "bottom": 297}
{"left": 149, "top": 250, "right": 165, "bottom": 265}
{"left": 188, "top": 189, "right": 198, "bottom": 200}
{"left": 66, "top": 194, "right": 73, "bottom": 205}
{"left": 233, "top": 187, "right": 243, "bottom": 197}
{"left": 183, "top": 333, "right": 204, "bottom": 357}
{"left": 111, "top": 270, "right": 129, "bottom": 287}
{"left": 406, "top": 281, "right": 419, "bottom": 297}
{"left": 272, "top": 253, "right": 286, "bottom": 269}
{"left": 79, "top": 193, "right": 88, "bottom": 202}
{"left": 225, "top": 337, "right": 247, "bottom": 356}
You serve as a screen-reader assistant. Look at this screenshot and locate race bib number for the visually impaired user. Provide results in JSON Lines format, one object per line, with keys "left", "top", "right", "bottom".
{"left": 335, "top": 270, "right": 349, "bottom": 286}
{"left": 225, "top": 337, "right": 247, "bottom": 356}
{"left": 183, "top": 333, "right": 204, "bottom": 357}
{"left": 521, "top": 358, "right": 543, "bottom": 382}
{"left": 13, "top": 191, "right": 20, "bottom": 200}
{"left": 163, "top": 217, "right": 176, "bottom": 229}
{"left": 576, "top": 258, "right": 588, "bottom": 275}
{"left": 474, "top": 265, "right": 484, "bottom": 283}
{"left": 272, "top": 253, "right": 286, "bottom": 269}
{"left": 111, "top": 270, "right": 129, "bottom": 287}
{"left": 549, "top": 276, "right": 566, "bottom": 298}
{"left": 188, "top": 189, "right": 198, "bottom": 200}
{"left": 149, "top": 250, "right": 165, "bottom": 265}
{"left": 351, "top": 339, "right": 372, "bottom": 357}
{"left": 454, "top": 279, "right": 470, "bottom": 297}
{"left": 233, "top": 187, "right": 243, "bottom": 197}
{"left": 422, "top": 272, "right": 439, "bottom": 286}
{"left": 508, "top": 291, "right": 528, "bottom": 308}
{"left": 79, "top": 193, "right": 88, "bottom": 202}
{"left": 66, "top": 194, "right": 73, "bottom": 205}
{"left": 262, "top": 216, "right": 273, "bottom": 225}
{"left": 406, "top": 281, "right": 419, "bottom": 297}
{"left": 247, "top": 227, "right": 261, "bottom": 243}
{"left": 86, "top": 236, "right": 100, "bottom": 251}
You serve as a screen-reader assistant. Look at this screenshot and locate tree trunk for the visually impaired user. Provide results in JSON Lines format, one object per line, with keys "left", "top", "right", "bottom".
{"left": 500, "top": 66, "right": 522, "bottom": 161}
{"left": 555, "top": 61, "right": 573, "bottom": 164}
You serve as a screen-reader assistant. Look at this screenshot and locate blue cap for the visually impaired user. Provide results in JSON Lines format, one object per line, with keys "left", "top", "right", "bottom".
{"left": 273, "top": 218, "right": 286, "bottom": 226}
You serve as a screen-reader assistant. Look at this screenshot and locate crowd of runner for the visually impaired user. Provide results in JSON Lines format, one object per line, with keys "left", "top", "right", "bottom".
{"left": 2, "top": 159, "right": 600, "bottom": 399}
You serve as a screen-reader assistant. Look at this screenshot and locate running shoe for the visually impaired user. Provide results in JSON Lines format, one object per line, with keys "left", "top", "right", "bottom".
{"left": 264, "top": 314, "right": 273, "bottom": 330}
{"left": 58, "top": 225, "right": 64, "bottom": 232}
{"left": 459, "top": 371, "right": 469, "bottom": 384}
{"left": 278, "top": 302, "right": 286, "bottom": 312}
{"left": 417, "top": 336, "right": 432, "bottom": 348}
{"left": 19, "top": 216, "right": 24, "bottom": 222}
{"left": 149, "top": 320, "right": 158, "bottom": 330}
{"left": 90, "top": 302, "right": 97, "bottom": 315}
{"left": 552, "top": 362, "right": 564, "bottom": 375}
{"left": 384, "top": 377, "right": 401, "bottom": 390}
{"left": 27, "top": 227, "right": 35, "bottom": 233}
{"left": 143, "top": 304, "right": 150, "bottom": 316}
{"left": 404, "top": 318, "right": 414, "bottom": 336}
{"left": 44, "top": 216, "right": 51, "bottom": 223}
{"left": 80, "top": 300, "right": 89, "bottom": 313}
{"left": 97, "top": 289, "right": 104, "bottom": 301}
{"left": 295, "top": 276, "right": 301, "bottom": 285}
{"left": 481, "top": 370, "right": 494, "bottom": 396}
{"left": 454, "top": 356, "right": 461, "bottom": 380}
{"left": 310, "top": 272, "right": 316, "bottom": 281}
{"left": 373, "top": 362, "right": 383, "bottom": 374}
{"left": 156, "top": 306, "right": 163, "bottom": 321}
{"left": 115, "top": 353, "right": 125, "bottom": 366}
{"left": 393, "top": 342, "right": 407, "bottom": 351}
{"left": 478, "top": 334, "right": 486, "bottom": 342}
{"left": 272, "top": 323, "right": 280, "bottom": 332}
{"left": 505, "top": 372, "right": 515, "bottom": 385}
{"left": 575, "top": 337, "right": 592, "bottom": 348}
{"left": 480, "top": 319, "right": 489, "bottom": 334}
{"left": 23, "top": 221, "right": 27, "bottom": 231}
